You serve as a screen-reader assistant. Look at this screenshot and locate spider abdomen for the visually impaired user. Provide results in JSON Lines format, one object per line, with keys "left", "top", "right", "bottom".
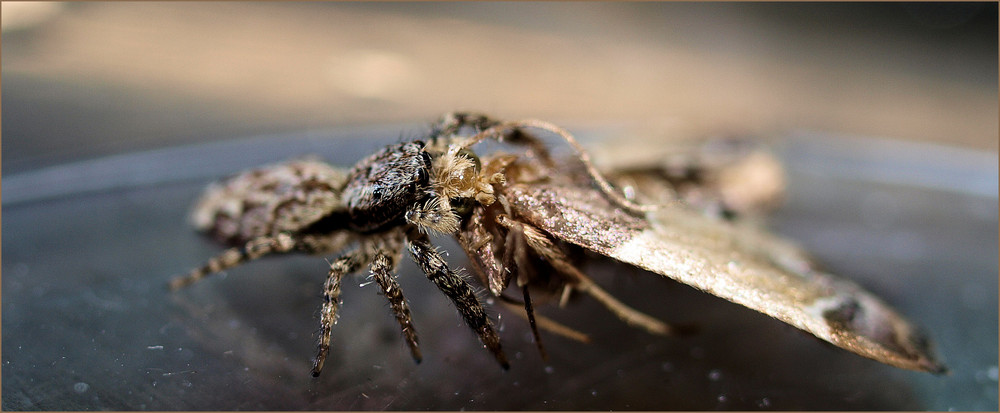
{"left": 190, "top": 159, "right": 347, "bottom": 245}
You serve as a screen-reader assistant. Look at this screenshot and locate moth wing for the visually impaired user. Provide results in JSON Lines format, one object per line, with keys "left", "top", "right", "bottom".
{"left": 504, "top": 182, "right": 945, "bottom": 373}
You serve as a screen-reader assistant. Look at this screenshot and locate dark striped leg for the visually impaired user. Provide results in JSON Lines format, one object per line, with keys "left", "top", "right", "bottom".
{"left": 169, "top": 233, "right": 352, "bottom": 291}
{"left": 169, "top": 233, "right": 298, "bottom": 290}
{"left": 406, "top": 231, "right": 509, "bottom": 369}
{"left": 311, "top": 247, "right": 371, "bottom": 377}
{"left": 369, "top": 249, "right": 422, "bottom": 363}
{"left": 502, "top": 222, "right": 547, "bottom": 360}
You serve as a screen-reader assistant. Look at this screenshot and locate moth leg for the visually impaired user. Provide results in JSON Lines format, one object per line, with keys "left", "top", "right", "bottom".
{"left": 502, "top": 221, "right": 548, "bottom": 360}
{"left": 495, "top": 215, "right": 672, "bottom": 336}
{"left": 458, "top": 206, "right": 571, "bottom": 353}
{"left": 496, "top": 299, "right": 591, "bottom": 343}
{"left": 311, "top": 243, "right": 373, "bottom": 377}
{"left": 431, "top": 112, "right": 504, "bottom": 140}
{"left": 406, "top": 230, "right": 509, "bottom": 369}
{"left": 455, "top": 205, "right": 509, "bottom": 296}
{"left": 432, "top": 112, "right": 554, "bottom": 165}
{"left": 570, "top": 270, "right": 673, "bottom": 336}
{"left": 368, "top": 238, "right": 422, "bottom": 364}
{"left": 463, "top": 119, "right": 660, "bottom": 214}
{"left": 520, "top": 285, "right": 548, "bottom": 360}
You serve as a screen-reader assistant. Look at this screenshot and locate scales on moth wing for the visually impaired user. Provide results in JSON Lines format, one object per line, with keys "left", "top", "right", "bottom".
{"left": 170, "top": 112, "right": 945, "bottom": 377}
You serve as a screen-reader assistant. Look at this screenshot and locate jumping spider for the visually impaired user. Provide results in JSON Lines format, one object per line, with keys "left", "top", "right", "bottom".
{"left": 171, "top": 112, "right": 944, "bottom": 376}
{"left": 170, "top": 112, "right": 661, "bottom": 376}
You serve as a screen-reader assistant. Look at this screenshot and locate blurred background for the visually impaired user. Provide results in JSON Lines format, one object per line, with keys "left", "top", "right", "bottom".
{"left": 2, "top": 2, "right": 996, "bottom": 173}
{"left": 3, "top": 2, "right": 997, "bottom": 411}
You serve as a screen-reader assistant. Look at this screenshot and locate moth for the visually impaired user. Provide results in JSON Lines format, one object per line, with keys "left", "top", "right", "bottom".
{"left": 170, "top": 112, "right": 945, "bottom": 376}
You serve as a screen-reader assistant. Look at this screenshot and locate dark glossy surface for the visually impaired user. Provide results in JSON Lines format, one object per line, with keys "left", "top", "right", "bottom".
{"left": 3, "top": 128, "right": 996, "bottom": 410}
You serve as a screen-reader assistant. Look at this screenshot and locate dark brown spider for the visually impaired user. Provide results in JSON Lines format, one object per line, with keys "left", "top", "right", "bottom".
{"left": 170, "top": 113, "right": 662, "bottom": 376}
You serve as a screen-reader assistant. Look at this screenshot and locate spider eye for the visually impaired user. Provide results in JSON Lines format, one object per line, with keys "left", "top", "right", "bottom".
{"left": 418, "top": 150, "right": 433, "bottom": 183}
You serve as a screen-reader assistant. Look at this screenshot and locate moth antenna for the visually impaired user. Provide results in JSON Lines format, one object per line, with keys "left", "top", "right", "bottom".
{"left": 460, "top": 120, "right": 661, "bottom": 214}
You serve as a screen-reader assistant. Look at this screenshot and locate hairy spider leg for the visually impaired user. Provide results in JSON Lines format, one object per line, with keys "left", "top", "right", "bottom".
{"left": 406, "top": 230, "right": 510, "bottom": 369}
{"left": 311, "top": 233, "right": 425, "bottom": 376}
{"left": 494, "top": 215, "right": 672, "bottom": 336}
{"left": 311, "top": 244, "right": 370, "bottom": 377}
{"left": 169, "top": 233, "right": 351, "bottom": 290}
{"left": 368, "top": 237, "right": 422, "bottom": 364}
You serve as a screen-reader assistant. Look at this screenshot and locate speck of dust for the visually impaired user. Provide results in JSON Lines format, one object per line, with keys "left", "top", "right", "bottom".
{"left": 73, "top": 382, "right": 89, "bottom": 393}
{"left": 757, "top": 397, "right": 772, "bottom": 408}
{"left": 707, "top": 369, "right": 722, "bottom": 381}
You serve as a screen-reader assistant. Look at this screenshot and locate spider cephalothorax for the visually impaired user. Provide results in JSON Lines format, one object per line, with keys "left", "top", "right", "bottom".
{"left": 341, "top": 141, "right": 433, "bottom": 232}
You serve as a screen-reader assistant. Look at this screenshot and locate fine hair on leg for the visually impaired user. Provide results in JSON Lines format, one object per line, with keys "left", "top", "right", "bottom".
{"left": 169, "top": 233, "right": 297, "bottom": 290}
{"left": 311, "top": 244, "right": 373, "bottom": 377}
{"left": 368, "top": 238, "right": 422, "bottom": 363}
{"left": 405, "top": 229, "right": 509, "bottom": 369}
{"left": 170, "top": 232, "right": 353, "bottom": 291}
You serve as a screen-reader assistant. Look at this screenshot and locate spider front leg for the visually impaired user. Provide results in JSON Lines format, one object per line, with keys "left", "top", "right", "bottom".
{"left": 406, "top": 230, "right": 509, "bottom": 369}
{"left": 404, "top": 193, "right": 460, "bottom": 234}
